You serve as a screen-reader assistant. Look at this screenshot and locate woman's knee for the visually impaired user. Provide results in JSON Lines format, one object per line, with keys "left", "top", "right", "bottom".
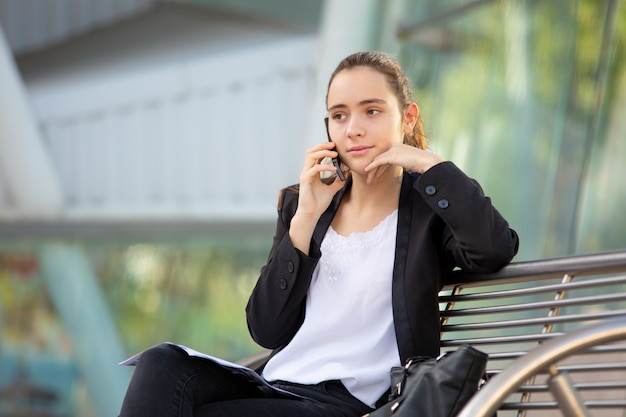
{"left": 120, "top": 344, "right": 186, "bottom": 416}
{"left": 135, "top": 343, "right": 187, "bottom": 374}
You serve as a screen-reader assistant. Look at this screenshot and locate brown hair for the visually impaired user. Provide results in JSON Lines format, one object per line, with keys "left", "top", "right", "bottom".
{"left": 326, "top": 51, "right": 427, "bottom": 150}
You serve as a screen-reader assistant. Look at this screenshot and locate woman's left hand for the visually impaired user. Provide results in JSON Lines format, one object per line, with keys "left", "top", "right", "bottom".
{"left": 364, "top": 143, "right": 445, "bottom": 185}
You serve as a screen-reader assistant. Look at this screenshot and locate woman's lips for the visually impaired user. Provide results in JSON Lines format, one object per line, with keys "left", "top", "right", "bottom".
{"left": 348, "top": 146, "right": 373, "bottom": 156}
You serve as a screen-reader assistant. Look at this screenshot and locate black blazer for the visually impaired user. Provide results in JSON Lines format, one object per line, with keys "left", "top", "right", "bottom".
{"left": 246, "top": 161, "right": 519, "bottom": 363}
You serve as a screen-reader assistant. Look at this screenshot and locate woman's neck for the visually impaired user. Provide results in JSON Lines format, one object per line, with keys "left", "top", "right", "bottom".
{"left": 338, "top": 167, "right": 403, "bottom": 218}
{"left": 330, "top": 167, "right": 402, "bottom": 236}
{"left": 347, "top": 167, "right": 403, "bottom": 211}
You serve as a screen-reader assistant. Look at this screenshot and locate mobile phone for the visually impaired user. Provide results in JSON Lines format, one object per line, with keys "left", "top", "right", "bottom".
{"left": 324, "top": 117, "right": 345, "bottom": 181}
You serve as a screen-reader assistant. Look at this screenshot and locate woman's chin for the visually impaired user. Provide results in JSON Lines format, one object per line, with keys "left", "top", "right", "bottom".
{"left": 344, "top": 161, "right": 372, "bottom": 176}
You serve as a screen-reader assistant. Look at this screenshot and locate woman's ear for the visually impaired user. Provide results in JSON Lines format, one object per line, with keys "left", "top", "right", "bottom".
{"left": 404, "top": 103, "right": 419, "bottom": 134}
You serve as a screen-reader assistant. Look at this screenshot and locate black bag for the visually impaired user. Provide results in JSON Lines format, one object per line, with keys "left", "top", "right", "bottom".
{"left": 364, "top": 345, "right": 488, "bottom": 417}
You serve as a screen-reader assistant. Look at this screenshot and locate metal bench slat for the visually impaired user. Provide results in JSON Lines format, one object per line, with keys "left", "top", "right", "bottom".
{"left": 499, "top": 400, "right": 626, "bottom": 410}
{"left": 442, "top": 292, "right": 626, "bottom": 316}
{"left": 441, "top": 332, "right": 565, "bottom": 346}
{"left": 439, "top": 275, "right": 626, "bottom": 302}
{"left": 442, "top": 309, "right": 626, "bottom": 331}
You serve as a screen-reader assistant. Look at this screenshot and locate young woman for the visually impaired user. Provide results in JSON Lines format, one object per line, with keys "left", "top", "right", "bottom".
{"left": 119, "top": 51, "right": 519, "bottom": 417}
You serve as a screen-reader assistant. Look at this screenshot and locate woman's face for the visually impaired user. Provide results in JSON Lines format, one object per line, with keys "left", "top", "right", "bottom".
{"left": 326, "top": 66, "right": 407, "bottom": 176}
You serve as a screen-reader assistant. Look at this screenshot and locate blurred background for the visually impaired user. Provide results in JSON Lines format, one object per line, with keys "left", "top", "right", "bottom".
{"left": 0, "top": 0, "right": 624, "bottom": 416}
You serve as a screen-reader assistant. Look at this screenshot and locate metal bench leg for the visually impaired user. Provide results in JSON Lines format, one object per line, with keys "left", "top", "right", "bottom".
{"left": 547, "top": 365, "right": 591, "bottom": 417}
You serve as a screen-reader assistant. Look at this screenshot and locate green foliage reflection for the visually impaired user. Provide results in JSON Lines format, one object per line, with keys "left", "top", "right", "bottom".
{"left": 99, "top": 243, "right": 267, "bottom": 361}
{"left": 400, "top": 0, "right": 626, "bottom": 259}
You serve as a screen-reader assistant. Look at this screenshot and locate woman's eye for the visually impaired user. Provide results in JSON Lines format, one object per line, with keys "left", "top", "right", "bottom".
{"left": 332, "top": 114, "right": 346, "bottom": 121}
{"left": 368, "top": 109, "right": 381, "bottom": 116}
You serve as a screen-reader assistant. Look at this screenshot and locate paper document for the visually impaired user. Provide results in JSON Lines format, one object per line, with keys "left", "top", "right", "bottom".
{"left": 119, "top": 342, "right": 302, "bottom": 398}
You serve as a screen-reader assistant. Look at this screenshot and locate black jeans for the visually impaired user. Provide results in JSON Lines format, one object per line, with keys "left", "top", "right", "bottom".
{"left": 118, "top": 343, "right": 373, "bottom": 417}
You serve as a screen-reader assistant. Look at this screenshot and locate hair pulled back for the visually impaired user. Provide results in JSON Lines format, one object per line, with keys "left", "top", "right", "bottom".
{"left": 326, "top": 51, "right": 427, "bottom": 150}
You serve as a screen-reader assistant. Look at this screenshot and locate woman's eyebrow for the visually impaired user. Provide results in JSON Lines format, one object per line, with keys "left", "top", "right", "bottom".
{"left": 359, "top": 98, "right": 387, "bottom": 106}
{"left": 327, "top": 98, "right": 387, "bottom": 112}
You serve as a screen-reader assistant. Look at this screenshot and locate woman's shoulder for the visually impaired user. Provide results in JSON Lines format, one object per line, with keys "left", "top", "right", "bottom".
{"left": 276, "top": 183, "right": 300, "bottom": 214}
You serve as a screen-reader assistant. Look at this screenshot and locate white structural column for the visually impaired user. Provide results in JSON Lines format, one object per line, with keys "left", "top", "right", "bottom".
{"left": 306, "top": 0, "right": 380, "bottom": 144}
{"left": 0, "top": 24, "right": 64, "bottom": 218}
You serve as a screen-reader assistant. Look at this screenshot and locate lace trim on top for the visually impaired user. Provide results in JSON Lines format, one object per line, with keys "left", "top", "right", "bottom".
{"left": 320, "top": 210, "right": 398, "bottom": 283}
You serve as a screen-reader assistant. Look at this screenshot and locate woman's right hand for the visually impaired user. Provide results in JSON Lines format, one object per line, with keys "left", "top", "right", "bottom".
{"left": 288, "top": 142, "right": 346, "bottom": 254}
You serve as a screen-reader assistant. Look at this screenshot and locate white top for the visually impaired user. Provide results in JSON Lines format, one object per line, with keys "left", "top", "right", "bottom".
{"left": 262, "top": 210, "right": 401, "bottom": 407}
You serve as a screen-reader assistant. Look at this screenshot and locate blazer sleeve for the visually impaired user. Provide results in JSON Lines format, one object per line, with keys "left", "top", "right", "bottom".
{"left": 245, "top": 188, "right": 322, "bottom": 349}
{"left": 415, "top": 161, "right": 519, "bottom": 273}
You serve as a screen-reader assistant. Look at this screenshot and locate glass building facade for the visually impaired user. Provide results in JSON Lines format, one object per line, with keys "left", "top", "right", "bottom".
{"left": 398, "top": 0, "right": 626, "bottom": 260}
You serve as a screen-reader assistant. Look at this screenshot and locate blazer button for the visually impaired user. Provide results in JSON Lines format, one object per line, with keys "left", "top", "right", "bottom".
{"left": 287, "top": 261, "right": 295, "bottom": 273}
{"left": 438, "top": 199, "right": 449, "bottom": 209}
{"left": 279, "top": 279, "right": 288, "bottom": 290}
{"left": 425, "top": 185, "right": 437, "bottom": 196}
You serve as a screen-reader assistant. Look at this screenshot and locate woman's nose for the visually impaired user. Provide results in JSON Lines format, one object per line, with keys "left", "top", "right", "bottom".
{"left": 346, "top": 117, "right": 364, "bottom": 139}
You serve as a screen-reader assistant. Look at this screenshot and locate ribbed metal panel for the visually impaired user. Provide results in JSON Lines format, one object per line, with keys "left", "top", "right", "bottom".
{"left": 26, "top": 36, "right": 316, "bottom": 221}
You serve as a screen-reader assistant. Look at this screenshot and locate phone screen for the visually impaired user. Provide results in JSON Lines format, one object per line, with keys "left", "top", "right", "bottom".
{"left": 324, "top": 117, "right": 345, "bottom": 181}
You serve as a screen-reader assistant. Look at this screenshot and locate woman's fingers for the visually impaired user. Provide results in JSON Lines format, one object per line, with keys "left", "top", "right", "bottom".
{"left": 301, "top": 143, "right": 339, "bottom": 176}
{"left": 365, "top": 143, "right": 405, "bottom": 171}
{"left": 366, "top": 164, "right": 390, "bottom": 186}
{"left": 300, "top": 161, "right": 341, "bottom": 183}
{"left": 366, "top": 144, "right": 445, "bottom": 175}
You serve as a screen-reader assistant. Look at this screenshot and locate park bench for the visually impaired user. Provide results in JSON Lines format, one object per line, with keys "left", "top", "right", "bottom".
{"left": 240, "top": 250, "right": 626, "bottom": 417}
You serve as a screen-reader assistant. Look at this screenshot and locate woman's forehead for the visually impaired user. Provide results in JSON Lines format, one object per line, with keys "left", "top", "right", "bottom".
{"left": 327, "top": 67, "right": 393, "bottom": 106}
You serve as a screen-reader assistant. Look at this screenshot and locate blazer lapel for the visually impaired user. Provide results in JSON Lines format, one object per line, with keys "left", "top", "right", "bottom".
{"left": 392, "top": 172, "right": 417, "bottom": 362}
{"left": 311, "top": 179, "right": 350, "bottom": 248}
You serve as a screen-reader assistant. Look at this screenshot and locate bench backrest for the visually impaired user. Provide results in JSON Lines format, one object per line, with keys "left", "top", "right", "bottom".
{"left": 443, "top": 250, "right": 626, "bottom": 416}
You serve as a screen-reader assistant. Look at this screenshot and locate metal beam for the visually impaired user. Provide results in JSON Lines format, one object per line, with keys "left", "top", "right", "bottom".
{"left": 38, "top": 244, "right": 131, "bottom": 417}
{"left": 396, "top": 0, "right": 496, "bottom": 39}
